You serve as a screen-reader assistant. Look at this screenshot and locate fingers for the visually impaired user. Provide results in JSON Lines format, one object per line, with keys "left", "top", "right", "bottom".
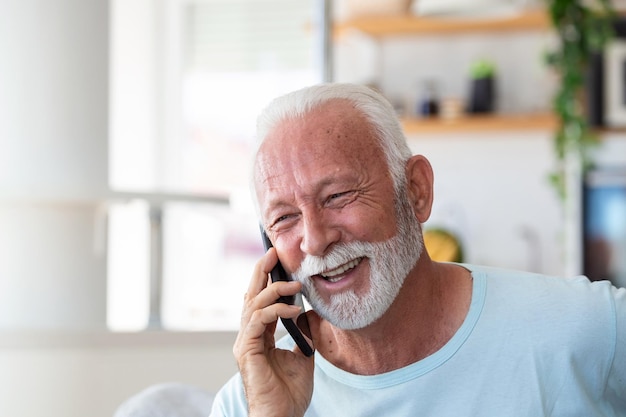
{"left": 235, "top": 298, "right": 302, "bottom": 359}
{"left": 248, "top": 304, "right": 302, "bottom": 335}
{"left": 240, "top": 303, "right": 301, "bottom": 342}
{"left": 246, "top": 247, "right": 277, "bottom": 297}
{"left": 244, "top": 248, "right": 302, "bottom": 317}
{"left": 235, "top": 250, "right": 304, "bottom": 358}
{"left": 241, "top": 281, "right": 303, "bottom": 334}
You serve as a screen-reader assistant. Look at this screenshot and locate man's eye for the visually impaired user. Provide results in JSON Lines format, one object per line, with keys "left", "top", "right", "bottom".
{"left": 326, "top": 191, "right": 356, "bottom": 205}
{"left": 271, "top": 213, "right": 296, "bottom": 227}
{"left": 275, "top": 214, "right": 290, "bottom": 223}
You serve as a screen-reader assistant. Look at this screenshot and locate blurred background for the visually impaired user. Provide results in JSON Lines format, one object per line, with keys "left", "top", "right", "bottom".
{"left": 1, "top": 0, "right": 625, "bottom": 416}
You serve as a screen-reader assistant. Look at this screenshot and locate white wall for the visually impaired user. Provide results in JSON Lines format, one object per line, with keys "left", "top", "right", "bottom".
{"left": 0, "top": 203, "right": 107, "bottom": 329}
{"left": 409, "top": 131, "right": 563, "bottom": 275}
{"left": 0, "top": 332, "right": 238, "bottom": 417}
{"left": 0, "top": 0, "right": 109, "bottom": 195}
{"left": 0, "top": 0, "right": 109, "bottom": 330}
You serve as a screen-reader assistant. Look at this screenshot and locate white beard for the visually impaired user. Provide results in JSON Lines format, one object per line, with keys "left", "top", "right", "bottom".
{"left": 292, "top": 189, "right": 423, "bottom": 330}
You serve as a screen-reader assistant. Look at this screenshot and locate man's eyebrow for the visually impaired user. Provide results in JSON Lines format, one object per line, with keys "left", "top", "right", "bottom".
{"left": 263, "top": 172, "right": 358, "bottom": 206}
{"left": 316, "top": 173, "right": 357, "bottom": 188}
{"left": 262, "top": 189, "right": 298, "bottom": 218}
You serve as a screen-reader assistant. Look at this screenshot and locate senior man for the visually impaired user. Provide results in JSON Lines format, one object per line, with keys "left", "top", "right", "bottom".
{"left": 210, "top": 83, "right": 626, "bottom": 417}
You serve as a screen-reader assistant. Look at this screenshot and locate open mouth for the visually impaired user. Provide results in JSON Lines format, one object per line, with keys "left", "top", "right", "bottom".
{"left": 320, "top": 257, "right": 363, "bottom": 283}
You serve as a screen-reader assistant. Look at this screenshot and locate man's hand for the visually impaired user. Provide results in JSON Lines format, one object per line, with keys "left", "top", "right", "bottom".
{"left": 233, "top": 248, "right": 316, "bottom": 417}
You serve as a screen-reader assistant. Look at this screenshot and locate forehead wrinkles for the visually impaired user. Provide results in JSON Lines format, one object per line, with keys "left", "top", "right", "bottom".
{"left": 254, "top": 151, "right": 334, "bottom": 209}
{"left": 253, "top": 101, "right": 389, "bottom": 203}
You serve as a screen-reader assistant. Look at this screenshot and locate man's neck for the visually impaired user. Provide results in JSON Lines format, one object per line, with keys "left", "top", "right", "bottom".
{"left": 316, "top": 261, "right": 472, "bottom": 375}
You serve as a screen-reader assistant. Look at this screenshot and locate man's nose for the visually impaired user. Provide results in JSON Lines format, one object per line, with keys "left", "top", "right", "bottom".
{"left": 300, "top": 211, "right": 340, "bottom": 257}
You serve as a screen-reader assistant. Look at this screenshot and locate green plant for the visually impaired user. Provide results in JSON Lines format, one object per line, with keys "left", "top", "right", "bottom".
{"left": 544, "top": 0, "right": 615, "bottom": 199}
{"left": 469, "top": 58, "right": 496, "bottom": 79}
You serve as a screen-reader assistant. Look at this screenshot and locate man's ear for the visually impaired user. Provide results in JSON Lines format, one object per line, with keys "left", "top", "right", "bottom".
{"left": 405, "top": 155, "right": 434, "bottom": 223}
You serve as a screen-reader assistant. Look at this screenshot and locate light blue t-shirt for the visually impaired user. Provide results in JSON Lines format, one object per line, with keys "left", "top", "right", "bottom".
{"left": 210, "top": 265, "right": 626, "bottom": 416}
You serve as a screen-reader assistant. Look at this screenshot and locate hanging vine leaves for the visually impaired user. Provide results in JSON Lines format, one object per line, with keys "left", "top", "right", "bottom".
{"left": 544, "top": 0, "right": 615, "bottom": 199}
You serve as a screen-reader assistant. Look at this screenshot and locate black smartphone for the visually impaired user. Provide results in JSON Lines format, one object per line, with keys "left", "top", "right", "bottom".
{"left": 260, "top": 227, "right": 315, "bottom": 357}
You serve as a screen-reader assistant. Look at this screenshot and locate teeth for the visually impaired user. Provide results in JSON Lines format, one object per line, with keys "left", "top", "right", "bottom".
{"left": 321, "top": 258, "right": 361, "bottom": 282}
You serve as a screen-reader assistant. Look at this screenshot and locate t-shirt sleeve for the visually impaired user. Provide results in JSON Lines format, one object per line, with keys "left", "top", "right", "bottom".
{"left": 606, "top": 285, "right": 626, "bottom": 410}
{"left": 208, "top": 373, "right": 248, "bottom": 417}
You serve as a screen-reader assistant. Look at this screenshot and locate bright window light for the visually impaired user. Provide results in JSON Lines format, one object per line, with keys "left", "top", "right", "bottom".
{"left": 108, "top": 0, "right": 320, "bottom": 331}
{"left": 106, "top": 200, "right": 150, "bottom": 331}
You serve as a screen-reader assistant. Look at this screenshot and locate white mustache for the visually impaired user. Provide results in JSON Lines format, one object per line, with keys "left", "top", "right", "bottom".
{"left": 292, "top": 241, "right": 375, "bottom": 282}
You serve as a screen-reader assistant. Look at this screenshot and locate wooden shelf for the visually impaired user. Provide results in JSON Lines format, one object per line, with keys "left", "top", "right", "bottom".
{"left": 333, "top": 10, "right": 556, "bottom": 134}
{"left": 401, "top": 112, "right": 558, "bottom": 134}
{"left": 336, "top": 9, "right": 550, "bottom": 37}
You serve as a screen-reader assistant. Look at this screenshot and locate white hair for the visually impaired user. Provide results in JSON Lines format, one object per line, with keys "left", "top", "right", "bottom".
{"left": 255, "top": 83, "right": 413, "bottom": 193}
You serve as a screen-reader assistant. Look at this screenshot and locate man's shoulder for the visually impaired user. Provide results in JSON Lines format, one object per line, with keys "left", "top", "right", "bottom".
{"left": 462, "top": 263, "right": 577, "bottom": 282}
{"left": 464, "top": 263, "right": 602, "bottom": 291}
{"left": 463, "top": 263, "right": 622, "bottom": 321}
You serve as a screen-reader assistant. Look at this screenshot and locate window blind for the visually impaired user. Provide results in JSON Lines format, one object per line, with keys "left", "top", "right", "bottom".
{"left": 184, "top": 0, "right": 314, "bottom": 72}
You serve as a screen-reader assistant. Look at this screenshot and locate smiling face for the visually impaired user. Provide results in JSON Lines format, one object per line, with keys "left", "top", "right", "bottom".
{"left": 254, "top": 99, "right": 423, "bottom": 329}
{"left": 291, "top": 188, "right": 423, "bottom": 330}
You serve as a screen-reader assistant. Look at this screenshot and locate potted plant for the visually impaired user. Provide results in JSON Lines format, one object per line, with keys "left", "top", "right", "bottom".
{"left": 467, "top": 58, "right": 497, "bottom": 114}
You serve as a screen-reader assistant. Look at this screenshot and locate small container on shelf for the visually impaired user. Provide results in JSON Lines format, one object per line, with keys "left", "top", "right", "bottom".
{"left": 417, "top": 79, "right": 440, "bottom": 118}
{"left": 440, "top": 97, "right": 464, "bottom": 120}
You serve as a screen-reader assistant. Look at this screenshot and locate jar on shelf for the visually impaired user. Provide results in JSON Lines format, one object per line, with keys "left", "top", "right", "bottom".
{"left": 417, "top": 80, "right": 439, "bottom": 118}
